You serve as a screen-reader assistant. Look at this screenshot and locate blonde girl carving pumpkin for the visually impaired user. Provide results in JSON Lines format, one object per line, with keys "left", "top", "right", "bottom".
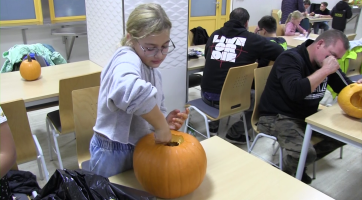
{"left": 90, "top": 3, "right": 189, "bottom": 178}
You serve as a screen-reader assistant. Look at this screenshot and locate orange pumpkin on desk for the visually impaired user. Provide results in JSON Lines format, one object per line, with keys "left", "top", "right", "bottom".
{"left": 133, "top": 130, "right": 207, "bottom": 199}
{"left": 337, "top": 83, "right": 362, "bottom": 118}
{"left": 20, "top": 54, "right": 41, "bottom": 81}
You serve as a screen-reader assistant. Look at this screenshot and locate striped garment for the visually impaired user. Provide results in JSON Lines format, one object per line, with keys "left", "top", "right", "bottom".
{"left": 281, "top": 0, "right": 305, "bottom": 24}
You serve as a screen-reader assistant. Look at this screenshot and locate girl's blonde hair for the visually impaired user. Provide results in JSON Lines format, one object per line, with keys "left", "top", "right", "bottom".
{"left": 121, "top": 3, "right": 172, "bottom": 46}
{"left": 285, "top": 10, "right": 303, "bottom": 24}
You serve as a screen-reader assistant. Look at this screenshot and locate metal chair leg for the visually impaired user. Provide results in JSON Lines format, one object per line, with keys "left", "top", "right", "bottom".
{"left": 313, "top": 161, "right": 316, "bottom": 179}
{"left": 51, "top": 129, "right": 63, "bottom": 169}
{"left": 340, "top": 146, "right": 343, "bottom": 159}
{"left": 45, "top": 119, "right": 54, "bottom": 161}
{"left": 226, "top": 116, "right": 231, "bottom": 126}
{"left": 241, "top": 112, "right": 250, "bottom": 151}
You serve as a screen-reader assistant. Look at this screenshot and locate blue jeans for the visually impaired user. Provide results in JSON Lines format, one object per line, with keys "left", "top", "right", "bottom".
{"left": 313, "top": 22, "right": 329, "bottom": 34}
{"left": 89, "top": 132, "right": 134, "bottom": 177}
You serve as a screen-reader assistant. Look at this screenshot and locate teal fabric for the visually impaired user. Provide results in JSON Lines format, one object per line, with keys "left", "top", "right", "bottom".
{"left": 1, "top": 43, "right": 67, "bottom": 73}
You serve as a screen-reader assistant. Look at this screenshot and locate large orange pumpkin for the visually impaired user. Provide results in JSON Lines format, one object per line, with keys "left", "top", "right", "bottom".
{"left": 133, "top": 130, "right": 207, "bottom": 199}
{"left": 337, "top": 83, "right": 362, "bottom": 118}
{"left": 20, "top": 54, "right": 41, "bottom": 81}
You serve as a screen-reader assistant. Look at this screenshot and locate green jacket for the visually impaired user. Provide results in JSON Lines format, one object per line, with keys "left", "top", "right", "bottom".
{"left": 327, "top": 46, "right": 362, "bottom": 98}
{"left": 1, "top": 43, "right": 67, "bottom": 73}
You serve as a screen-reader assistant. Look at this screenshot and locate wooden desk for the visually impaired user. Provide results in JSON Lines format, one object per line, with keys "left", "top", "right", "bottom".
{"left": 0, "top": 60, "right": 102, "bottom": 107}
{"left": 296, "top": 104, "right": 362, "bottom": 180}
{"left": 110, "top": 136, "right": 334, "bottom": 200}
{"left": 282, "top": 34, "right": 318, "bottom": 48}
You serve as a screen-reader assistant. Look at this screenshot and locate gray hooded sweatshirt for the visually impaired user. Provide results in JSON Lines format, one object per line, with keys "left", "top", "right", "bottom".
{"left": 93, "top": 47, "right": 167, "bottom": 145}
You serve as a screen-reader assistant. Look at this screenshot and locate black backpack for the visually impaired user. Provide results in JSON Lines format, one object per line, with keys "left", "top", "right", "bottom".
{"left": 190, "top": 26, "right": 209, "bottom": 45}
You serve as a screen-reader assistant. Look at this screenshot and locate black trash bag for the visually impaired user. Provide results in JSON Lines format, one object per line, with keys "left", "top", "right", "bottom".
{"left": 34, "top": 169, "right": 156, "bottom": 200}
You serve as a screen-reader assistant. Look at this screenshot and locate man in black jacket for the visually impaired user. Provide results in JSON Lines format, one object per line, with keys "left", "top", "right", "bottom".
{"left": 201, "top": 7, "right": 284, "bottom": 144}
{"left": 310, "top": 2, "right": 331, "bottom": 34}
{"left": 331, "top": 0, "right": 352, "bottom": 32}
{"left": 257, "top": 30, "right": 362, "bottom": 184}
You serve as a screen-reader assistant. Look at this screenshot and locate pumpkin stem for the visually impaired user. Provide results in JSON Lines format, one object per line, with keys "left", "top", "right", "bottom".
{"left": 27, "top": 54, "right": 32, "bottom": 62}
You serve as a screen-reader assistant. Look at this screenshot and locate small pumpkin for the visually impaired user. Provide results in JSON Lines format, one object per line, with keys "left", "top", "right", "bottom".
{"left": 133, "top": 130, "right": 207, "bottom": 199}
{"left": 337, "top": 83, "right": 362, "bottom": 118}
{"left": 20, "top": 54, "right": 41, "bottom": 81}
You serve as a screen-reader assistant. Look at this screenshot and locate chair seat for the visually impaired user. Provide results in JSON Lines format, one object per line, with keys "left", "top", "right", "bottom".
{"left": 187, "top": 98, "right": 219, "bottom": 119}
{"left": 47, "top": 110, "right": 62, "bottom": 133}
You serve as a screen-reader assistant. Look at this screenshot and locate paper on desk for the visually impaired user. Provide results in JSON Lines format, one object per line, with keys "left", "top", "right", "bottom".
{"left": 293, "top": 37, "right": 315, "bottom": 41}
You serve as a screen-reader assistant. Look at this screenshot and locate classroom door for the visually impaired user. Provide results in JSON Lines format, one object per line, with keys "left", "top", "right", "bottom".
{"left": 189, "top": 0, "right": 230, "bottom": 45}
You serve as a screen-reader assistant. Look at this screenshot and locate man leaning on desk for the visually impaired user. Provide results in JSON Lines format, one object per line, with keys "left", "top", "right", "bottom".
{"left": 257, "top": 30, "right": 362, "bottom": 184}
{"left": 309, "top": 2, "right": 331, "bottom": 34}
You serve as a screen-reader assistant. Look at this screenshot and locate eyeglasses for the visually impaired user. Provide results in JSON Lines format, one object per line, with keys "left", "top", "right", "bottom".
{"left": 137, "top": 39, "right": 176, "bottom": 57}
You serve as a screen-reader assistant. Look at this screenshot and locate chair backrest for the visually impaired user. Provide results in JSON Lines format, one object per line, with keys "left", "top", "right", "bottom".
{"left": 218, "top": 63, "right": 258, "bottom": 119}
{"left": 1, "top": 99, "right": 38, "bottom": 168}
{"left": 346, "top": 33, "right": 357, "bottom": 41}
{"left": 346, "top": 51, "right": 362, "bottom": 77}
{"left": 276, "top": 24, "right": 285, "bottom": 36}
{"left": 72, "top": 86, "right": 99, "bottom": 169}
{"left": 271, "top": 10, "right": 280, "bottom": 25}
{"left": 58, "top": 72, "right": 101, "bottom": 134}
{"left": 189, "top": 30, "right": 194, "bottom": 46}
{"left": 251, "top": 66, "right": 273, "bottom": 133}
{"left": 248, "top": 25, "right": 257, "bottom": 33}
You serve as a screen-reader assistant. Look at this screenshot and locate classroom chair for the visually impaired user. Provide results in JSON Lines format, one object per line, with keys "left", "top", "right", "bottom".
{"left": 46, "top": 72, "right": 100, "bottom": 169}
{"left": 1, "top": 99, "right": 49, "bottom": 181}
{"left": 72, "top": 86, "right": 100, "bottom": 170}
{"left": 184, "top": 63, "right": 257, "bottom": 150}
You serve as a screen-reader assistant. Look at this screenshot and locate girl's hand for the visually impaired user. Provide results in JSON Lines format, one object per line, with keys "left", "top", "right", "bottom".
{"left": 166, "top": 108, "right": 190, "bottom": 130}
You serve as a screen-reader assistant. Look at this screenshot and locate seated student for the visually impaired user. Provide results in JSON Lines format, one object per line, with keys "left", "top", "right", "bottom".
{"left": 330, "top": 0, "right": 353, "bottom": 32}
{"left": 304, "top": 0, "right": 311, "bottom": 14}
{"left": 255, "top": 16, "right": 288, "bottom": 67}
{"left": 285, "top": 10, "right": 308, "bottom": 36}
{"left": 201, "top": 7, "right": 284, "bottom": 143}
{"left": 0, "top": 106, "right": 17, "bottom": 199}
{"left": 310, "top": 2, "right": 331, "bottom": 34}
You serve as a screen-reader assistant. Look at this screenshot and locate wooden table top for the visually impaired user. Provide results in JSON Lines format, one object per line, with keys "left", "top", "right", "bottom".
{"left": 188, "top": 45, "right": 206, "bottom": 71}
{"left": 308, "top": 16, "right": 332, "bottom": 23}
{"left": 306, "top": 104, "right": 362, "bottom": 145}
{"left": 0, "top": 60, "right": 102, "bottom": 104}
{"left": 109, "top": 136, "right": 334, "bottom": 200}
{"left": 282, "top": 33, "right": 319, "bottom": 48}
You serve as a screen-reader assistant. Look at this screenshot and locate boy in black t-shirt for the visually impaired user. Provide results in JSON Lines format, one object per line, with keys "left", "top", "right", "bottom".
{"left": 310, "top": 2, "right": 331, "bottom": 34}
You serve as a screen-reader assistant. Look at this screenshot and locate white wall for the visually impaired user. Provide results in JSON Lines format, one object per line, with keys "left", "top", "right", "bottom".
{"left": 0, "top": 26, "right": 89, "bottom": 68}
{"left": 86, "top": 0, "right": 188, "bottom": 112}
{"left": 232, "top": 0, "right": 362, "bottom": 39}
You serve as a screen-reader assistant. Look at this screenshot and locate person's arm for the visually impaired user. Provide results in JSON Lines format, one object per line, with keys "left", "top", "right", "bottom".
{"left": 330, "top": 7, "right": 335, "bottom": 17}
{"left": 0, "top": 122, "right": 16, "bottom": 178}
{"left": 141, "top": 105, "right": 171, "bottom": 143}
{"left": 284, "top": 22, "right": 296, "bottom": 36}
{"left": 308, "top": 56, "right": 342, "bottom": 92}
{"left": 328, "top": 69, "right": 353, "bottom": 93}
{"left": 346, "top": 6, "right": 353, "bottom": 19}
{"left": 296, "top": 25, "right": 307, "bottom": 35}
{"left": 276, "top": 54, "right": 312, "bottom": 101}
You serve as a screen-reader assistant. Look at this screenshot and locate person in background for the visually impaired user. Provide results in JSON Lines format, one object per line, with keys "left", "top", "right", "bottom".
{"left": 201, "top": 8, "right": 284, "bottom": 144}
{"left": 303, "top": 0, "right": 311, "bottom": 14}
{"left": 256, "top": 16, "right": 288, "bottom": 67}
{"left": 90, "top": 3, "right": 189, "bottom": 178}
{"left": 331, "top": 0, "right": 353, "bottom": 32}
{"left": 285, "top": 10, "right": 308, "bottom": 36}
{"left": 281, "top": 0, "right": 305, "bottom": 24}
{"left": 257, "top": 30, "right": 362, "bottom": 184}
{"left": 0, "top": 106, "right": 17, "bottom": 199}
{"left": 310, "top": 2, "right": 331, "bottom": 34}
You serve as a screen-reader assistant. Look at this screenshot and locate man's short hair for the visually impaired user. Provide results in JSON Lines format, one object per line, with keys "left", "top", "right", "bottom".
{"left": 304, "top": 0, "right": 311, "bottom": 5}
{"left": 321, "top": 2, "right": 328, "bottom": 7}
{"left": 258, "top": 16, "right": 277, "bottom": 33}
{"left": 229, "top": 7, "right": 250, "bottom": 26}
{"left": 315, "top": 29, "right": 350, "bottom": 50}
